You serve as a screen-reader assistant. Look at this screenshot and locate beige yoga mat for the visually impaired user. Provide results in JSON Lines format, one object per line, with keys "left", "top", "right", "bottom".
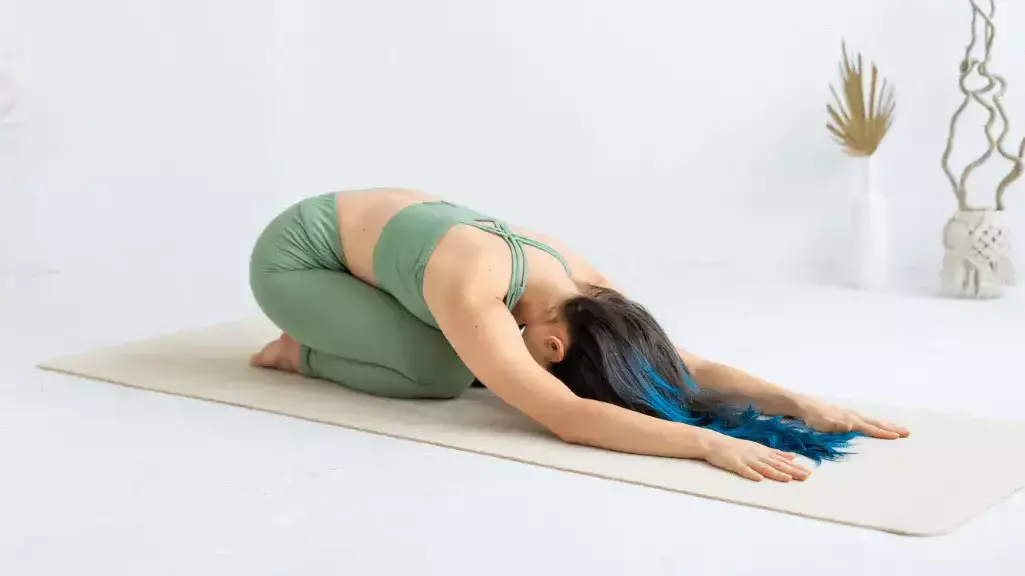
{"left": 38, "top": 317, "right": 1025, "bottom": 536}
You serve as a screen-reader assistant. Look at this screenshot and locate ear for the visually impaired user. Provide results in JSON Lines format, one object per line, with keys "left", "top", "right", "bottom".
{"left": 543, "top": 335, "right": 567, "bottom": 364}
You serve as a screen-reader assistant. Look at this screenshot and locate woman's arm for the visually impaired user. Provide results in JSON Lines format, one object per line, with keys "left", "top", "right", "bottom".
{"left": 523, "top": 231, "right": 907, "bottom": 439}
{"left": 675, "top": 351, "right": 808, "bottom": 416}
{"left": 529, "top": 235, "right": 810, "bottom": 417}
{"left": 583, "top": 269, "right": 908, "bottom": 438}
{"left": 427, "top": 288, "right": 812, "bottom": 480}
{"left": 427, "top": 289, "right": 811, "bottom": 480}
{"left": 572, "top": 270, "right": 807, "bottom": 415}
{"left": 427, "top": 286, "right": 714, "bottom": 458}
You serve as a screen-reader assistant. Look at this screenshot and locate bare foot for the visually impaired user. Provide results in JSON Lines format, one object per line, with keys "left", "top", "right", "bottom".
{"left": 249, "top": 332, "right": 302, "bottom": 373}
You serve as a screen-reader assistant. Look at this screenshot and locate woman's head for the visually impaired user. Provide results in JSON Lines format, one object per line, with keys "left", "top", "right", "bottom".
{"left": 541, "top": 285, "right": 861, "bottom": 463}
{"left": 519, "top": 308, "right": 569, "bottom": 369}
{"left": 544, "top": 285, "right": 696, "bottom": 418}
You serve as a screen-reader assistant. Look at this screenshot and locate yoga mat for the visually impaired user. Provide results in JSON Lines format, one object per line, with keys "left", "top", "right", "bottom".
{"left": 38, "top": 317, "right": 1025, "bottom": 536}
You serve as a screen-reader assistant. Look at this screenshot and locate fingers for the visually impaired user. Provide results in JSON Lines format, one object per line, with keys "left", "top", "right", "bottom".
{"left": 862, "top": 416, "right": 911, "bottom": 438}
{"left": 733, "top": 450, "right": 812, "bottom": 483}
{"left": 734, "top": 461, "right": 809, "bottom": 483}
{"left": 853, "top": 419, "right": 901, "bottom": 439}
{"left": 815, "top": 412, "right": 909, "bottom": 439}
{"left": 738, "top": 466, "right": 765, "bottom": 482}
{"left": 773, "top": 450, "right": 798, "bottom": 460}
{"left": 771, "top": 450, "right": 812, "bottom": 479}
{"left": 717, "top": 444, "right": 815, "bottom": 483}
{"left": 754, "top": 461, "right": 793, "bottom": 482}
{"left": 835, "top": 408, "right": 910, "bottom": 439}
{"left": 770, "top": 454, "right": 812, "bottom": 480}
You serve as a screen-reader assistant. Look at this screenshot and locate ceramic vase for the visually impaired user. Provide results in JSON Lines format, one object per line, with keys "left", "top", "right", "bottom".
{"left": 940, "top": 209, "right": 1016, "bottom": 298}
{"left": 849, "top": 158, "right": 890, "bottom": 290}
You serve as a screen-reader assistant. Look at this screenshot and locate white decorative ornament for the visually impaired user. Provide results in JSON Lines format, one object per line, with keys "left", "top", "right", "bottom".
{"left": 939, "top": 1, "right": 1024, "bottom": 299}
{"left": 941, "top": 210, "right": 1015, "bottom": 298}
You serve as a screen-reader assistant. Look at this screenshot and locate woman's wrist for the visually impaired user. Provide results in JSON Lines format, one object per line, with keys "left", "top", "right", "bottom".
{"left": 780, "top": 391, "right": 815, "bottom": 417}
{"left": 682, "top": 426, "right": 722, "bottom": 460}
{"left": 739, "top": 374, "right": 814, "bottom": 417}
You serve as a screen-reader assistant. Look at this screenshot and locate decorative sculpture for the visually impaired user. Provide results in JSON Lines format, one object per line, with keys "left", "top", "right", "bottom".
{"left": 940, "top": 0, "right": 1024, "bottom": 298}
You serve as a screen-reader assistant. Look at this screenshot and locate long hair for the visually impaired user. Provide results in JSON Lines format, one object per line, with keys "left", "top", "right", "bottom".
{"left": 548, "top": 286, "right": 859, "bottom": 463}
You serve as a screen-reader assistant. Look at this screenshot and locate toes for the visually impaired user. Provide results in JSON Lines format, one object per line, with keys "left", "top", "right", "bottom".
{"left": 250, "top": 341, "right": 280, "bottom": 368}
{"left": 251, "top": 336, "right": 302, "bottom": 373}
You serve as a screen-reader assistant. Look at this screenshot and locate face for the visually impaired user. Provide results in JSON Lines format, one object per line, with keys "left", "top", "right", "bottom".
{"left": 521, "top": 318, "right": 569, "bottom": 368}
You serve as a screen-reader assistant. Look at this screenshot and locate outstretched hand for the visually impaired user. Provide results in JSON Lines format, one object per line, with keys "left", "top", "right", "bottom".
{"left": 796, "top": 397, "right": 910, "bottom": 439}
{"left": 704, "top": 435, "right": 812, "bottom": 482}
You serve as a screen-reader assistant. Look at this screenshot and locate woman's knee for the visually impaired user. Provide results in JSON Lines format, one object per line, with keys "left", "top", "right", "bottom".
{"left": 413, "top": 360, "right": 475, "bottom": 399}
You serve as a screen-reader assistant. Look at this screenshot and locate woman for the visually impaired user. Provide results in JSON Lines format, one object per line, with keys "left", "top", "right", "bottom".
{"left": 249, "top": 188, "right": 909, "bottom": 482}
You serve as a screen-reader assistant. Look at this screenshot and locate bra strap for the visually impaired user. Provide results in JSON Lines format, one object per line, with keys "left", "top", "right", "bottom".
{"left": 468, "top": 220, "right": 527, "bottom": 310}
{"left": 467, "top": 220, "right": 573, "bottom": 310}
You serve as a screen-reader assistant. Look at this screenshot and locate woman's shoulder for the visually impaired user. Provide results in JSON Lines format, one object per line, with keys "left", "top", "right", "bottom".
{"left": 507, "top": 225, "right": 607, "bottom": 286}
{"left": 424, "top": 224, "right": 514, "bottom": 301}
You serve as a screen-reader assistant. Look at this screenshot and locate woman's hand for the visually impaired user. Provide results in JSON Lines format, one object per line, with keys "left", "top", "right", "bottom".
{"left": 796, "top": 396, "right": 910, "bottom": 439}
{"left": 703, "top": 435, "right": 813, "bottom": 482}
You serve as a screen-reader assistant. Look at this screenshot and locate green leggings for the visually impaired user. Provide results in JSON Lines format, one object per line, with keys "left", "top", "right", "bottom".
{"left": 248, "top": 193, "right": 475, "bottom": 399}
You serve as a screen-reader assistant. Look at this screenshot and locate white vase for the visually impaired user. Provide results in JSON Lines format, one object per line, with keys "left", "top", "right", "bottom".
{"left": 849, "top": 158, "right": 889, "bottom": 290}
{"left": 940, "top": 209, "right": 1016, "bottom": 299}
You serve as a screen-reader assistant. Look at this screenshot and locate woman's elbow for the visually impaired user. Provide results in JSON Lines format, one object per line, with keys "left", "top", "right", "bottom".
{"left": 550, "top": 421, "right": 581, "bottom": 444}
{"left": 552, "top": 423, "right": 587, "bottom": 445}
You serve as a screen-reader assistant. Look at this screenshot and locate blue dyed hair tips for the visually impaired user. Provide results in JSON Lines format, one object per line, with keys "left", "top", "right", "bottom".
{"left": 550, "top": 285, "right": 860, "bottom": 464}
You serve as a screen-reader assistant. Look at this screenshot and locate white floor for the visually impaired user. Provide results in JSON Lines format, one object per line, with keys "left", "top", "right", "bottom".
{"left": 3, "top": 264, "right": 1024, "bottom": 576}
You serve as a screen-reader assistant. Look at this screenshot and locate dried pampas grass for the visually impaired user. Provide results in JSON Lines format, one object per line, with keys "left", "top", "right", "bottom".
{"left": 827, "top": 42, "right": 895, "bottom": 157}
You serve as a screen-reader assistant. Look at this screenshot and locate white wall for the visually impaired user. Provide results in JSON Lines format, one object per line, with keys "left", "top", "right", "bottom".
{"left": 4, "top": 0, "right": 281, "bottom": 280}
{"left": 276, "top": 0, "right": 888, "bottom": 286}
{"left": 4, "top": 0, "right": 1024, "bottom": 295}
{"left": 0, "top": 0, "right": 34, "bottom": 271}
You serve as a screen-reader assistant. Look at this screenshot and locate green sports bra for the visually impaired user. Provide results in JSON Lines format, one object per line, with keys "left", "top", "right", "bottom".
{"left": 372, "top": 201, "right": 572, "bottom": 328}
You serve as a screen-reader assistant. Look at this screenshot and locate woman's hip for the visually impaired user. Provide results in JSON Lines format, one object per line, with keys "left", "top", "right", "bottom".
{"left": 249, "top": 193, "right": 347, "bottom": 276}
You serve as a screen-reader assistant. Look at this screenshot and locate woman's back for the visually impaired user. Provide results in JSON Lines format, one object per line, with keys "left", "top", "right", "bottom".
{"left": 334, "top": 188, "right": 593, "bottom": 323}
{"left": 333, "top": 187, "right": 443, "bottom": 287}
